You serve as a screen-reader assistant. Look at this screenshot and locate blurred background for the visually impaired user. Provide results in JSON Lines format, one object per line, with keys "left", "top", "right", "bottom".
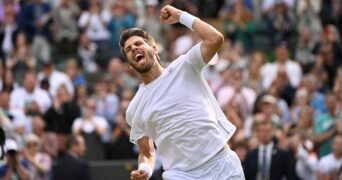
{"left": 0, "top": 0, "right": 341, "bottom": 179}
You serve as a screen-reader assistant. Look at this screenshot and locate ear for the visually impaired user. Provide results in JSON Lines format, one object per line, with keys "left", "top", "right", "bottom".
{"left": 151, "top": 44, "right": 158, "bottom": 55}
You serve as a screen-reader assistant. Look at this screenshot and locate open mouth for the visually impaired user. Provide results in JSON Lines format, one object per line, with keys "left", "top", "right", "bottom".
{"left": 135, "top": 54, "right": 145, "bottom": 62}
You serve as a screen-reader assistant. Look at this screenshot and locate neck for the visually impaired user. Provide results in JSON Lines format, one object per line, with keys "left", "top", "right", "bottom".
{"left": 140, "top": 63, "right": 164, "bottom": 84}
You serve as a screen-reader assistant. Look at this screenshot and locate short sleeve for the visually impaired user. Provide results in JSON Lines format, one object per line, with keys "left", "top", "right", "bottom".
{"left": 184, "top": 42, "right": 207, "bottom": 71}
{"left": 126, "top": 112, "right": 145, "bottom": 145}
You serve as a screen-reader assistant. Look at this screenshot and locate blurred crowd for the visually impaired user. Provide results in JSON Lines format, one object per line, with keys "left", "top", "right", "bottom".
{"left": 0, "top": 0, "right": 341, "bottom": 179}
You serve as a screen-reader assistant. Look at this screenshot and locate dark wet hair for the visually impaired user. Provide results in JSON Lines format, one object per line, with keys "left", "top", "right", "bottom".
{"left": 119, "top": 28, "right": 156, "bottom": 58}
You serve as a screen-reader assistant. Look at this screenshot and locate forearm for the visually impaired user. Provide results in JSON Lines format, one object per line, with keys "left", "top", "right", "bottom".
{"left": 313, "top": 128, "right": 336, "bottom": 144}
{"left": 137, "top": 137, "right": 156, "bottom": 177}
{"left": 182, "top": 12, "right": 224, "bottom": 62}
{"left": 16, "top": 165, "right": 29, "bottom": 180}
{"left": 138, "top": 151, "right": 156, "bottom": 171}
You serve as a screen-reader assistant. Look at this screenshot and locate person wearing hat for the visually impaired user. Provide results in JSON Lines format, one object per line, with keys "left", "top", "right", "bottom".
{"left": 0, "top": 139, "right": 29, "bottom": 179}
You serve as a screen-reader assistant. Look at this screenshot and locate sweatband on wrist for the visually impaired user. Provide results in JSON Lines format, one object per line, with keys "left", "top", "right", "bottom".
{"left": 179, "top": 11, "right": 196, "bottom": 31}
{"left": 138, "top": 163, "right": 153, "bottom": 179}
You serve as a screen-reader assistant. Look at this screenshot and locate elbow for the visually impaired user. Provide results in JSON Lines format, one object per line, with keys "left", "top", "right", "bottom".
{"left": 208, "top": 32, "right": 224, "bottom": 49}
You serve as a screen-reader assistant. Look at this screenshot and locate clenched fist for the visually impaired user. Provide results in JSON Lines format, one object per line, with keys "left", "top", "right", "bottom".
{"left": 159, "top": 5, "right": 182, "bottom": 24}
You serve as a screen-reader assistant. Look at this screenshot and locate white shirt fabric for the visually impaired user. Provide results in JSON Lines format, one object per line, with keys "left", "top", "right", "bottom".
{"left": 317, "top": 153, "right": 342, "bottom": 175}
{"left": 78, "top": 10, "right": 111, "bottom": 41}
{"left": 260, "top": 60, "right": 302, "bottom": 90}
{"left": 10, "top": 87, "right": 52, "bottom": 113}
{"left": 126, "top": 43, "right": 236, "bottom": 171}
{"left": 37, "top": 70, "right": 74, "bottom": 97}
{"left": 295, "top": 145, "right": 318, "bottom": 180}
{"left": 72, "top": 116, "right": 109, "bottom": 141}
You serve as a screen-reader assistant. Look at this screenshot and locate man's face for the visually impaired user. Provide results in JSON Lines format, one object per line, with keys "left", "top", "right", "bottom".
{"left": 123, "top": 36, "right": 157, "bottom": 73}
{"left": 24, "top": 73, "right": 36, "bottom": 92}
{"left": 256, "top": 123, "right": 274, "bottom": 145}
{"left": 76, "top": 136, "right": 86, "bottom": 157}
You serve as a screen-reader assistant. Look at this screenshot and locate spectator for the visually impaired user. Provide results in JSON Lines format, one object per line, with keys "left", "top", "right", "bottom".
{"left": 52, "top": 134, "right": 92, "bottom": 180}
{"left": 260, "top": 42, "right": 302, "bottom": 90}
{"left": 105, "top": 57, "right": 139, "bottom": 93}
{"left": 265, "top": 1, "right": 296, "bottom": 47}
{"left": 74, "top": 84, "right": 89, "bottom": 107}
{"left": 72, "top": 97, "right": 108, "bottom": 160}
{"left": 0, "top": 0, "right": 20, "bottom": 24}
{"left": 44, "top": 85, "right": 80, "bottom": 155}
{"left": 220, "top": 0, "right": 254, "bottom": 52}
{"left": 78, "top": 0, "right": 111, "bottom": 43}
{"left": 37, "top": 60, "right": 74, "bottom": 98}
{"left": 107, "top": 0, "right": 135, "bottom": 56}
{"left": 313, "top": 93, "right": 342, "bottom": 157}
{"left": 106, "top": 99, "right": 138, "bottom": 160}
{"left": 244, "top": 115, "right": 295, "bottom": 180}
{"left": 0, "top": 4, "right": 19, "bottom": 60}
{"left": 10, "top": 71, "right": 51, "bottom": 116}
{"left": 54, "top": 0, "right": 80, "bottom": 55}
{"left": 77, "top": 32, "right": 98, "bottom": 73}
{"left": 6, "top": 31, "right": 36, "bottom": 86}
{"left": 301, "top": 74, "right": 327, "bottom": 114}
{"left": 141, "top": 0, "right": 169, "bottom": 48}
{"left": 64, "top": 58, "right": 86, "bottom": 88}
{"left": 2, "top": 69, "right": 19, "bottom": 93}
{"left": 93, "top": 77, "right": 120, "bottom": 144}
{"left": 0, "top": 139, "right": 30, "bottom": 180}
{"left": 22, "top": 134, "right": 52, "bottom": 180}
{"left": 31, "top": 116, "right": 58, "bottom": 159}
{"left": 296, "top": 0, "right": 322, "bottom": 42}
{"left": 317, "top": 134, "right": 342, "bottom": 180}
{"left": 295, "top": 27, "right": 317, "bottom": 73}
{"left": 243, "top": 51, "right": 266, "bottom": 94}
{"left": 217, "top": 67, "right": 256, "bottom": 117}
{"left": 20, "top": 0, "right": 53, "bottom": 62}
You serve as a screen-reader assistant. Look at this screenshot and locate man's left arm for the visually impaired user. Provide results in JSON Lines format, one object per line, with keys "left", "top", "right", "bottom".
{"left": 160, "top": 5, "right": 224, "bottom": 64}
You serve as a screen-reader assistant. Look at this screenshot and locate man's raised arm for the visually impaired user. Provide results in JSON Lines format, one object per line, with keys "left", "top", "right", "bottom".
{"left": 160, "top": 5, "right": 224, "bottom": 64}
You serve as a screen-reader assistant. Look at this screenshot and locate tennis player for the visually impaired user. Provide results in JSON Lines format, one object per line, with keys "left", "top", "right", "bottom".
{"left": 120, "top": 5, "right": 244, "bottom": 180}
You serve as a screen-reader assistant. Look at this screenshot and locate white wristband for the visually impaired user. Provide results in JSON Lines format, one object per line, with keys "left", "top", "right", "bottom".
{"left": 138, "top": 163, "right": 153, "bottom": 179}
{"left": 179, "top": 11, "right": 196, "bottom": 31}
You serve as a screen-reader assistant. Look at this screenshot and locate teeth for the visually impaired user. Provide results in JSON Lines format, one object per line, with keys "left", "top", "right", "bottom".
{"left": 135, "top": 54, "right": 144, "bottom": 61}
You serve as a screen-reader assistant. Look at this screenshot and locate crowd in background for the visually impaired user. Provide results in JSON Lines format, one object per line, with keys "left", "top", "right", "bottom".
{"left": 0, "top": 0, "right": 341, "bottom": 179}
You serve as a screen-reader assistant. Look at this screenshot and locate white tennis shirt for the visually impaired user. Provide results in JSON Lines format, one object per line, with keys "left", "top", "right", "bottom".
{"left": 126, "top": 43, "right": 236, "bottom": 171}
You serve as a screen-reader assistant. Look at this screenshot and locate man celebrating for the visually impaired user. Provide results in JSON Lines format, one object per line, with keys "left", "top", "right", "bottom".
{"left": 120, "top": 5, "right": 244, "bottom": 180}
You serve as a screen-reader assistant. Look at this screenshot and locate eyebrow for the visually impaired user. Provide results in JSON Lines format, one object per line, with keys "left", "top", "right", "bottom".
{"left": 124, "top": 40, "right": 144, "bottom": 53}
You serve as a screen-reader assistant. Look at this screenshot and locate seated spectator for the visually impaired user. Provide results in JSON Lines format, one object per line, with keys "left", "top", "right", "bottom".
{"left": 0, "top": 4, "right": 19, "bottom": 60}
{"left": 2, "top": 69, "right": 19, "bottom": 93}
{"left": 22, "top": 134, "right": 51, "bottom": 180}
{"left": 52, "top": 134, "right": 91, "bottom": 180}
{"left": 243, "top": 51, "right": 266, "bottom": 94}
{"left": 0, "top": 139, "right": 30, "bottom": 179}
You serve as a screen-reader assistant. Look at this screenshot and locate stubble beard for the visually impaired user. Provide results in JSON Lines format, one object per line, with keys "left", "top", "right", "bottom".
{"left": 130, "top": 52, "right": 155, "bottom": 73}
